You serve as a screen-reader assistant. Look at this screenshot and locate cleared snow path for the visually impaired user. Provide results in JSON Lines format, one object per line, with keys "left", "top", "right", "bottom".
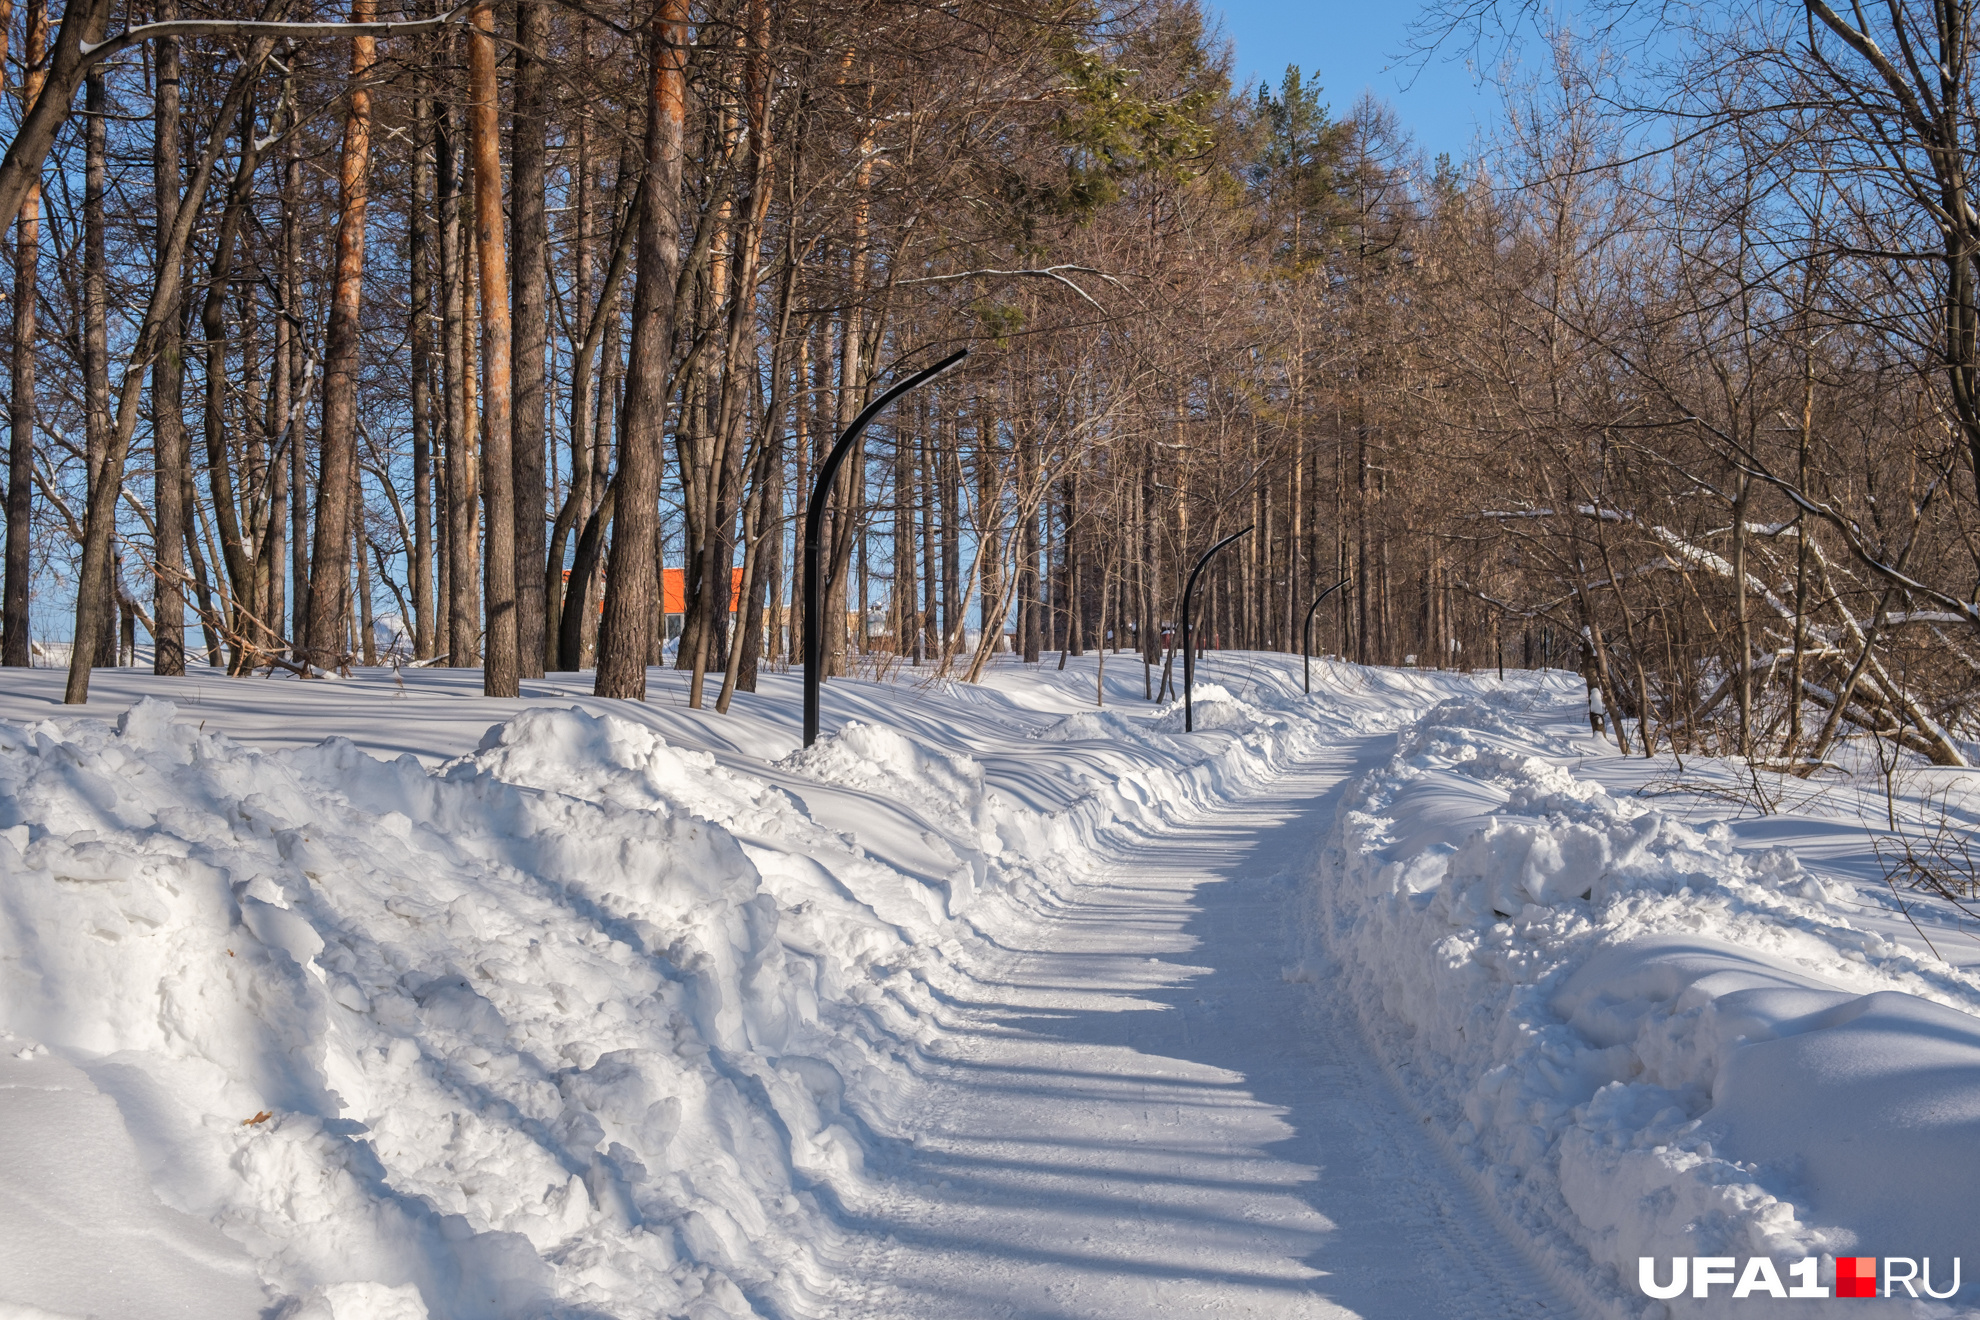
{"left": 818, "top": 738, "right": 1574, "bottom": 1319}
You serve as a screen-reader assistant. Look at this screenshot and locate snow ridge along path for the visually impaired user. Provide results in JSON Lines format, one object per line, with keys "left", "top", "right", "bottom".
{"left": 817, "top": 735, "right": 1572, "bottom": 1319}
{"left": 1, "top": 656, "right": 1557, "bottom": 1320}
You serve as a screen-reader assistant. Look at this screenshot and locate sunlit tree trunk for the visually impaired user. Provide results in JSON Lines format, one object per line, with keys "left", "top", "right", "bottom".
{"left": 596, "top": 0, "right": 690, "bottom": 700}
{"left": 469, "top": 0, "right": 517, "bottom": 696}
{"left": 302, "top": 0, "right": 379, "bottom": 672}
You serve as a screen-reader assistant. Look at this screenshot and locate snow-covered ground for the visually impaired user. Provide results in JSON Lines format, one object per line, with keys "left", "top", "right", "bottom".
{"left": 0, "top": 654, "right": 1974, "bottom": 1318}
{"left": 1322, "top": 686, "right": 1980, "bottom": 1318}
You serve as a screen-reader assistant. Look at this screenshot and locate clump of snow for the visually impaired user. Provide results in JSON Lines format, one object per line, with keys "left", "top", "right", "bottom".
{"left": 1321, "top": 691, "right": 1980, "bottom": 1312}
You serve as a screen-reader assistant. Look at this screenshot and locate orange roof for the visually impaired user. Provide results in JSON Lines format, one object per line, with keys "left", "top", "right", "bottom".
{"left": 562, "top": 567, "right": 746, "bottom": 615}
{"left": 663, "top": 567, "right": 744, "bottom": 616}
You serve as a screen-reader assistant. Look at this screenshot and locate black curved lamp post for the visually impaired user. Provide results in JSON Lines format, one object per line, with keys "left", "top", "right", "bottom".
{"left": 1302, "top": 577, "right": 1352, "bottom": 695}
{"left": 804, "top": 348, "right": 969, "bottom": 748}
{"left": 1181, "top": 525, "right": 1252, "bottom": 733}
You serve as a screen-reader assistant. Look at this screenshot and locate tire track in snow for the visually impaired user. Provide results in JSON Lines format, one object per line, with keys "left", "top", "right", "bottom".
{"left": 811, "top": 735, "right": 1578, "bottom": 1319}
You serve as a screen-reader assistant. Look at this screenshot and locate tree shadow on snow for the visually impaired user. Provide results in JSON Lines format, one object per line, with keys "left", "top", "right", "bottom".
{"left": 844, "top": 733, "right": 1567, "bottom": 1319}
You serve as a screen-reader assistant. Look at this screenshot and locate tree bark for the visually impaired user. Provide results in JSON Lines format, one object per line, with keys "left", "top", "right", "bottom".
{"left": 553, "top": 169, "right": 640, "bottom": 670}
{"left": 301, "top": 0, "right": 378, "bottom": 672}
{"left": 83, "top": 142, "right": 111, "bottom": 672}
{"left": 1731, "top": 472, "right": 1753, "bottom": 759}
{"left": 509, "top": 0, "right": 548, "bottom": 676}
{"left": 148, "top": 0, "right": 187, "bottom": 673}
{"left": 469, "top": 0, "right": 517, "bottom": 697}
{"left": 439, "top": 98, "right": 478, "bottom": 665}
{"left": 3, "top": 0, "right": 47, "bottom": 667}
{"left": 1019, "top": 437, "right": 1041, "bottom": 662}
{"left": 409, "top": 79, "right": 436, "bottom": 660}
{"left": 265, "top": 179, "right": 289, "bottom": 656}
{"left": 354, "top": 488, "right": 376, "bottom": 663}
{"left": 705, "top": 0, "right": 776, "bottom": 706}
{"left": 595, "top": 0, "right": 689, "bottom": 700}
{"left": 282, "top": 62, "right": 306, "bottom": 652}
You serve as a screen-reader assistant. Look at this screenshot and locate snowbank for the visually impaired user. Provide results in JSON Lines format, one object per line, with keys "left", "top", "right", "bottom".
{"left": 0, "top": 699, "right": 1048, "bottom": 1319}
{"left": 1321, "top": 691, "right": 1980, "bottom": 1314}
{"left": 1024, "top": 672, "right": 1451, "bottom": 845}
{"left": 0, "top": 660, "right": 1421, "bottom": 1320}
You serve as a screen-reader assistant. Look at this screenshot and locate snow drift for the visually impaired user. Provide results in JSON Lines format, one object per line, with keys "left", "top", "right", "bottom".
{"left": 0, "top": 661, "right": 1421, "bottom": 1320}
{"left": 0, "top": 698, "right": 1043, "bottom": 1319}
{"left": 1322, "top": 691, "right": 1980, "bottom": 1314}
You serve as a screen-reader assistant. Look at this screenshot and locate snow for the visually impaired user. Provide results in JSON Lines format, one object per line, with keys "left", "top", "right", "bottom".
{"left": 0, "top": 1041, "right": 267, "bottom": 1319}
{"left": 0, "top": 654, "right": 1977, "bottom": 1317}
{"left": 1324, "top": 684, "right": 1980, "bottom": 1315}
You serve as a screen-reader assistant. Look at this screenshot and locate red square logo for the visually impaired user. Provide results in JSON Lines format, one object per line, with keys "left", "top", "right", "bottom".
{"left": 1837, "top": 1257, "right": 1877, "bottom": 1298}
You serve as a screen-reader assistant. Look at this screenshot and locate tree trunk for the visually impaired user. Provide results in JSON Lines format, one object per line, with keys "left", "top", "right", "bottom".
{"left": 84, "top": 107, "right": 111, "bottom": 673}
{"left": 3, "top": 0, "right": 47, "bottom": 667}
{"left": 560, "top": 487, "right": 613, "bottom": 671}
{"left": 941, "top": 410, "right": 961, "bottom": 655}
{"left": 595, "top": 0, "right": 689, "bottom": 700}
{"left": 410, "top": 80, "right": 436, "bottom": 659}
{"left": 1019, "top": 481, "right": 1041, "bottom": 662}
{"left": 147, "top": 0, "right": 187, "bottom": 674}
{"left": 440, "top": 99, "right": 479, "bottom": 665}
{"left": 264, "top": 201, "right": 289, "bottom": 656}
{"left": 920, "top": 414, "right": 938, "bottom": 660}
{"left": 469, "top": 0, "right": 517, "bottom": 697}
{"left": 551, "top": 134, "right": 638, "bottom": 661}
{"left": 283, "top": 68, "right": 307, "bottom": 652}
{"left": 354, "top": 493, "right": 376, "bottom": 664}
{"left": 581, "top": 277, "right": 623, "bottom": 665}
{"left": 1731, "top": 472, "right": 1753, "bottom": 759}
{"left": 553, "top": 161, "right": 639, "bottom": 670}
{"left": 183, "top": 460, "right": 222, "bottom": 664}
{"left": 301, "top": 0, "right": 378, "bottom": 672}
{"left": 821, "top": 117, "right": 875, "bottom": 680}
{"left": 509, "top": 0, "right": 548, "bottom": 676}
{"left": 706, "top": 0, "right": 776, "bottom": 704}
{"left": 974, "top": 395, "right": 1004, "bottom": 666}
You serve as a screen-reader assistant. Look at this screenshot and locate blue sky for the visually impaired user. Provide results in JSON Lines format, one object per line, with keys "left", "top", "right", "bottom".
{"left": 1210, "top": 0, "right": 1507, "bottom": 163}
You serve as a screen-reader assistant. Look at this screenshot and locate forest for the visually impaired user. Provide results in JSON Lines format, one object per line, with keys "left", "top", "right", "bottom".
{"left": 2, "top": 0, "right": 1978, "bottom": 769}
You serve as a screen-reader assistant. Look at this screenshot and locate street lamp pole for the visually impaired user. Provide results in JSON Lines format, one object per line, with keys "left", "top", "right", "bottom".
{"left": 1181, "top": 525, "right": 1251, "bottom": 733}
{"left": 804, "top": 348, "right": 969, "bottom": 748}
{"left": 1302, "top": 577, "right": 1351, "bottom": 695}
